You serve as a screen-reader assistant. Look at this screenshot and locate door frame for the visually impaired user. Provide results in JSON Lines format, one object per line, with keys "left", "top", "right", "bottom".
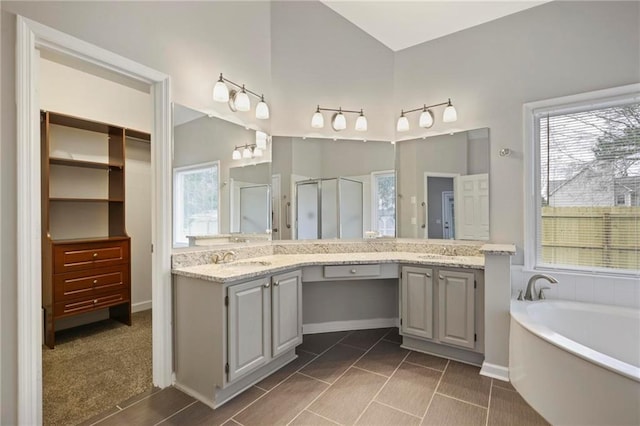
{"left": 422, "top": 172, "right": 459, "bottom": 238}
{"left": 16, "top": 16, "right": 173, "bottom": 424}
{"left": 441, "top": 191, "right": 455, "bottom": 239}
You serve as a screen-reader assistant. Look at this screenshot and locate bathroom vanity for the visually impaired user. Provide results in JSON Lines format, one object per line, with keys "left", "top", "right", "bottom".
{"left": 172, "top": 241, "right": 486, "bottom": 408}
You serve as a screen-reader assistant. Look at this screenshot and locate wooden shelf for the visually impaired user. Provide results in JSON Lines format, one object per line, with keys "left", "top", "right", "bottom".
{"left": 50, "top": 236, "right": 129, "bottom": 244}
{"left": 49, "top": 197, "right": 124, "bottom": 203}
{"left": 50, "top": 158, "right": 123, "bottom": 170}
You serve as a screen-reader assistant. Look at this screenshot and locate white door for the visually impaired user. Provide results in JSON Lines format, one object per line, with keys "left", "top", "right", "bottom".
{"left": 227, "top": 277, "right": 271, "bottom": 382}
{"left": 454, "top": 174, "right": 489, "bottom": 240}
{"left": 271, "top": 270, "right": 303, "bottom": 358}
{"left": 240, "top": 185, "right": 270, "bottom": 234}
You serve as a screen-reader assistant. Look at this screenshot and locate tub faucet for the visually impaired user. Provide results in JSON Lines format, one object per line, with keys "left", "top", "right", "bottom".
{"left": 524, "top": 274, "right": 558, "bottom": 301}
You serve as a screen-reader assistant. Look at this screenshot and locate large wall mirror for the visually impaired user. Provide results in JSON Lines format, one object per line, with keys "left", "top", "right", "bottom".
{"left": 396, "top": 128, "right": 490, "bottom": 240}
{"left": 173, "top": 104, "right": 272, "bottom": 247}
{"left": 272, "top": 137, "right": 395, "bottom": 240}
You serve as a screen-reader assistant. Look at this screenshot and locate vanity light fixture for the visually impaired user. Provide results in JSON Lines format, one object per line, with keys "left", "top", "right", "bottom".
{"left": 232, "top": 143, "right": 264, "bottom": 160}
{"left": 311, "top": 105, "right": 368, "bottom": 132}
{"left": 396, "top": 98, "right": 458, "bottom": 132}
{"left": 213, "top": 73, "right": 270, "bottom": 119}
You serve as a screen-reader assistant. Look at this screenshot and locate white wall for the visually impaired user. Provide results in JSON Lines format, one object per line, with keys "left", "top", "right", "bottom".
{"left": 393, "top": 1, "right": 640, "bottom": 263}
{"left": 39, "top": 56, "right": 153, "bottom": 315}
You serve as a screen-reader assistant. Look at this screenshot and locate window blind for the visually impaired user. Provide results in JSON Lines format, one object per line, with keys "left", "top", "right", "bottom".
{"left": 537, "top": 101, "right": 640, "bottom": 272}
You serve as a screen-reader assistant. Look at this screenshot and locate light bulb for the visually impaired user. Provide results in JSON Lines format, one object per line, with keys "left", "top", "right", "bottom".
{"left": 232, "top": 149, "right": 241, "bottom": 160}
{"left": 253, "top": 147, "right": 263, "bottom": 157}
{"left": 311, "top": 106, "right": 324, "bottom": 128}
{"left": 419, "top": 109, "right": 434, "bottom": 128}
{"left": 443, "top": 99, "right": 457, "bottom": 123}
{"left": 396, "top": 113, "right": 409, "bottom": 132}
{"left": 332, "top": 111, "right": 347, "bottom": 131}
{"left": 355, "top": 111, "right": 367, "bottom": 132}
{"left": 256, "top": 131, "right": 268, "bottom": 149}
{"left": 234, "top": 86, "right": 251, "bottom": 112}
{"left": 256, "top": 95, "right": 269, "bottom": 119}
{"left": 242, "top": 146, "right": 252, "bottom": 159}
{"left": 213, "top": 74, "right": 229, "bottom": 102}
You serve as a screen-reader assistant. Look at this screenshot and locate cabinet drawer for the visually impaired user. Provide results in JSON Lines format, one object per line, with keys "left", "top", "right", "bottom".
{"left": 324, "top": 264, "right": 381, "bottom": 278}
{"left": 53, "top": 239, "right": 129, "bottom": 273}
{"left": 54, "top": 289, "right": 128, "bottom": 317}
{"left": 54, "top": 265, "right": 129, "bottom": 301}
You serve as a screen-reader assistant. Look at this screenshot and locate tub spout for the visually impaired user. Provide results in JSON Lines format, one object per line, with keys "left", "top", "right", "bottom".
{"left": 524, "top": 274, "right": 558, "bottom": 301}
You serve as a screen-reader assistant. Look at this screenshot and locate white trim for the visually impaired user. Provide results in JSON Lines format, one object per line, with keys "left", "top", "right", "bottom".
{"left": 523, "top": 83, "right": 640, "bottom": 272}
{"left": 132, "top": 300, "right": 153, "bottom": 313}
{"left": 302, "top": 317, "right": 398, "bottom": 334}
{"left": 16, "top": 16, "right": 172, "bottom": 424}
{"left": 480, "top": 362, "right": 510, "bottom": 381}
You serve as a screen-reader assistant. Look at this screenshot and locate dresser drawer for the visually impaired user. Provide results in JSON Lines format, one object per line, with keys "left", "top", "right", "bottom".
{"left": 324, "top": 264, "right": 381, "bottom": 278}
{"left": 53, "top": 239, "right": 129, "bottom": 273}
{"left": 54, "top": 289, "right": 129, "bottom": 318}
{"left": 54, "top": 265, "right": 129, "bottom": 302}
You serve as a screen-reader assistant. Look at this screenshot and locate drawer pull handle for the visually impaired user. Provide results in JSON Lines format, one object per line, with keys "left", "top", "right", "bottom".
{"left": 273, "top": 281, "right": 280, "bottom": 287}
{"left": 350, "top": 269, "right": 357, "bottom": 274}
{"left": 93, "top": 299, "right": 98, "bottom": 304}
{"left": 93, "top": 279, "right": 98, "bottom": 284}
{"left": 264, "top": 282, "right": 270, "bottom": 288}
{"left": 92, "top": 253, "right": 98, "bottom": 258}
{"left": 439, "top": 275, "right": 444, "bottom": 280}
{"left": 426, "top": 273, "right": 431, "bottom": 278}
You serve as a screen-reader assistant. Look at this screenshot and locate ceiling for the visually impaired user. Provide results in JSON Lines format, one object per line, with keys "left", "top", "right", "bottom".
{"left": 321, "top": 1, "right": 551, "bottom": 51}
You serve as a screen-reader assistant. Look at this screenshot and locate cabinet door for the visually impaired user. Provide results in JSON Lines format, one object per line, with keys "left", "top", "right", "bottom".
{"left": 227, "top": 277, "right": 271, "bottom": 382}
{"left": 271, "top": 270, "right": 303, "bottom": 358}
{"left": 400, "top": 266, "right": 433, "bottom": 339}
{"left": 438, "top": 270, "right": 475, "bottom": 349}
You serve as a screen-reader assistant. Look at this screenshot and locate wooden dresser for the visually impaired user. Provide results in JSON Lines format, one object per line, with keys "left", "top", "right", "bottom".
{"left": 41, "top": 111, "right": 148, "bottom": 348}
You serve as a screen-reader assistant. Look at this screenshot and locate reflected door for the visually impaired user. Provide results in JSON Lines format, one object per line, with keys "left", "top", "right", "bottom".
{"left": 321, "top": 179, "right": 338, "bottom": 239}
{"left": 339, "top": 178, "right": 363, "bottom": 238}
{"left": 240, "top": 185, "right": 270, "bottom": 233}
{"left": 454, "top": 174, "right": 489, "bottom": 240}
{"left": 296, "top": 181, "right": 319, "bottom": 239}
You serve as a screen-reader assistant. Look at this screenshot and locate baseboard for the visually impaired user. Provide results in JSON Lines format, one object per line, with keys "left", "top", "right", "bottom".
{"left": 303, "top": 317, "right": 398, "bottom": 334}
{"left": 480, "top": 362, "right": 510, "bottom": 381}
{"left": 132, "top": 300, "right": 152, "bottom": 313}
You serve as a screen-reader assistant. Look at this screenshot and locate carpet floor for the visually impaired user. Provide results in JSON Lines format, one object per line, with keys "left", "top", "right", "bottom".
{"left": 43, "top": 310, "right": 152, "bottom": 426}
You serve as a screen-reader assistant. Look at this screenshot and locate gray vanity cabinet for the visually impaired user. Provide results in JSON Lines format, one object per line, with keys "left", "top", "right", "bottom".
{"left": 271, "top": 270, "right": 303, "bottom": 357}
{"left": 400, "top": 265, "right": 479, "bottom": 352}
{"left": 400, "top": 266, "right": 434, "bottom": 339}
{"left": 227, "top": 277, "right": 271, "bottom": 382}
{"left": 438, "top": 269, "right": 475, "bottom": 349}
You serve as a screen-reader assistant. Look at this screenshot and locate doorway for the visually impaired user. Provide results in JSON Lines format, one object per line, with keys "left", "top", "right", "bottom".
{"left": 16, "top": 16, "right": 172, "bottom": 424}
{"left": 423, "top": 172, "right": 459, "bottom": 239}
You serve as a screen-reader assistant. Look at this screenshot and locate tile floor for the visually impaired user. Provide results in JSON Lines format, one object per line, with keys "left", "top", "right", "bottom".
{"left": 83, "top": 328, "right": 549, "bottom": 426}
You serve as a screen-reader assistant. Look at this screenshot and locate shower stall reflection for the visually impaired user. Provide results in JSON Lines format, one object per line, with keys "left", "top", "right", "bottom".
{"left": 295, "top": 177, "right": 363, "bottom": 239}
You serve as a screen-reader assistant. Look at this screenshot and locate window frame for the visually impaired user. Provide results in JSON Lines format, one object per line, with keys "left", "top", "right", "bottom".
{"left": 523, "top": 84, "right": 640, "bottom": 276}
{"left": 173, "top": 160, "right": 220, "bottom": 246}
{"left": 371, "top": 169, "right": 396, "bottom": 237}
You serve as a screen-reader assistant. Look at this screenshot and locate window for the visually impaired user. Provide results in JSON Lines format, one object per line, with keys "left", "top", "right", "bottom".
{"left": 372, "top": 171, "right": 396, "bottom": 237}
{"left": 173, "top": 162, "right": 219, "bottom": 246}
{"left": 527, "top": 88, "right": 640, "bottom": 274}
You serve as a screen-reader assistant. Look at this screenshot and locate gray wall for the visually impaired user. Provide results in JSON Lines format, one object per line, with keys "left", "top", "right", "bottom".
{"left": 393, "top": 1, "right": 640, "bottom": 262}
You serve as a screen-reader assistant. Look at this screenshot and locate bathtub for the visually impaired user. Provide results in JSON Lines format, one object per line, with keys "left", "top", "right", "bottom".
{"left": 510, "top": 300, "right": 640, "bottom": 426}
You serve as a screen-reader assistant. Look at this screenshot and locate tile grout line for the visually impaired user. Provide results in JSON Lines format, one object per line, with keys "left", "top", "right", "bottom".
{"left": 89, "top": 388, "right": 167, "bottom": 425}
{"left": 152, "top": 400, "right": 198, "bottom": 426}
{"left": 373, "top": 400, "right": 423, "bottom": 421}
{"left": 253, "top": 384, "right": 268, "bottom": 392}
{"left": 285, "top": 332, "right": 393, "bottom": 426}
{"left": 305, "top": 408, "right": 344, "bottom": 425}
{"left": 350, "top": 364, "right": 391, "bottom": 379}
{"left": 351, "top": 350, "right": 413, "bottom": 425}
{"left": 232, "top": 332, "right": 353, "bottom": 424}
{"left": 402, "top": 359, "right": 448, "bottom": 373}
{"left": 419, "top": 359, "right": 450, "bottom": 420}
{"left": 435, "top": 391, "right": 490, "bottom": 410}
{"left": 296, "top": 371, "right": 333, "bottom": 385}
{"left": 485, "top": 379, "right": 494, "bottom": 426}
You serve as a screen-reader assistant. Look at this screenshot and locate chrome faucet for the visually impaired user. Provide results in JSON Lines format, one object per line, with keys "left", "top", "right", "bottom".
{"left": 524, "top": 274, "right": 558, "bottom": 301}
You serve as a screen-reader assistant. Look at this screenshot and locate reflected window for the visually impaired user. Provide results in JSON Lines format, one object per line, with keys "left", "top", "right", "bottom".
{"left": 173, "top": 161, "right": 219, "bottom": 246}
{"left": 372, "top": 171, "right": 396, "bottom": 237}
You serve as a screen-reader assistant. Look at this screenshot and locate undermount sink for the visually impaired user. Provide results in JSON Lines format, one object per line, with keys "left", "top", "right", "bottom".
{"left": 218, "top": 260, "right": 272, "bottom": 268}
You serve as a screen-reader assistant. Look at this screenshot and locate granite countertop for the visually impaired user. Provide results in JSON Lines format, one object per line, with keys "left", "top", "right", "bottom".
{"left": 172, "top": 252, "right": 485, "bottom": 283}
